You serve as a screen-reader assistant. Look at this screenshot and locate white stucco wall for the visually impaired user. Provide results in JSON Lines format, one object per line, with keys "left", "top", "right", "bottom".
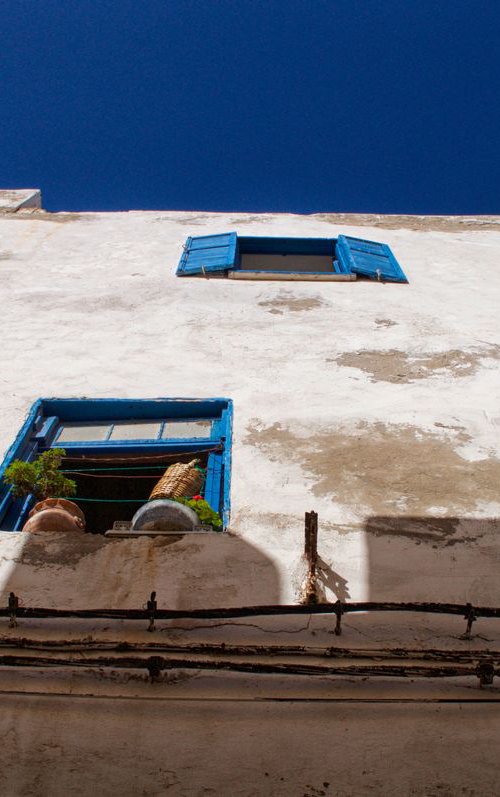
{"left": 1, "top": 208, "right": 500, "bottom": 606}
{"left": 1, "top": 204, "right": 500, "bottom": 795}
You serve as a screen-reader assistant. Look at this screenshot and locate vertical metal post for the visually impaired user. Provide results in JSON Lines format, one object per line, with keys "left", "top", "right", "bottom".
{"left": 8, "top": 592, "right": 19, "bottom": 628}
{"left": 463, "top": 603, "right": 477, "bottom": 639}
{"left": 303, "top": 511, "right": 318, "bottom": 604}
{"left": 334, "top": 599, "right": 343, "bottom": 636}
{"left": 147, "top": 591, "right": 157, "bottom": 632}
{"left": 309, "top": 511, "right": 318, "bottom": 574}
{"left": 304, "top": 511, "right": 311, "bottom": 560}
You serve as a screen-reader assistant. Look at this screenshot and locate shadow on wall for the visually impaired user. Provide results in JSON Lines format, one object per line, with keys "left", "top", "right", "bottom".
{"left": 365, "top": 515, "right": 500, "bottom": 605}
{"left": 4, "top": 516, "right": 500, "bottom": 611}
{"left": 0, "top": 530, "right": 282, "bottom": 610}
{"left": 305, "top": 516, "right": 500, "bottom": 607}
{"left": 316, "top": 555, "right": 351, "bottom": 602}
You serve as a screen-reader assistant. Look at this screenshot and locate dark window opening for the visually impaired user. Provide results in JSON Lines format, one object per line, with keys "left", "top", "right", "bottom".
{"left": 0, "top": 398, "right": 232, "bottom": 533}
{"left": 238, "top": 236, "right": 337, "bottom": 274}
{"left": 61, "top": 450, "right": 211, "bottom": 534}
{"left": 240, "top": 253, "right": 334, "bottom": 272}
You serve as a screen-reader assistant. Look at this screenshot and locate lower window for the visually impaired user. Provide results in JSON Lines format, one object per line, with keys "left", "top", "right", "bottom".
{"left": 0, "top": 398, "right": 232, "bottom": 532}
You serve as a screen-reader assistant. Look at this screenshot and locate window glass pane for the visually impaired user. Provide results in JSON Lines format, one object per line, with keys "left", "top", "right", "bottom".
{"left": 57, "top": 424, "right": 110, "bottom": 442}
{"left": 240, "top": 254, "right": 333, "bottom": 272}
{"left": 162, "top": 421, "right": 212, "bottom": 439}
{"left": 109, "top": 422, "right": 161, "bottom": 440}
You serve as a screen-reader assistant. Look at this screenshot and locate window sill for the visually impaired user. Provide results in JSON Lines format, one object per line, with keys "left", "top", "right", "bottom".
{"left": 228, "top": 271, "right": 356, "bottom": 282}
{"left": 104, "top": 521, "right": 220, "bottom": 538}
{"left": 104, "top": 528, "right": 220, "bottom": 538}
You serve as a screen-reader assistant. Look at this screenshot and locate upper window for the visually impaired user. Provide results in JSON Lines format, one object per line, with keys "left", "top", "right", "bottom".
{"left": 176, "top": 233, "right": 408, "bottom": 283}
{"left": 0, "top": 398, "right": 232, "bottom": 533}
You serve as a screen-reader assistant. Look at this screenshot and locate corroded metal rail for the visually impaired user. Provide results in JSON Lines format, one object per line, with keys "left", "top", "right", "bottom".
{"left": 0, "top": 651, "right": 496, "bottom": 687}
{"left": 2, "top": 593, "right": 500, "bottom": 685}
{"left": 1, "top": 592, "right": 499, "bottom": 638}
{"left": 0, "top": 653, "right": 492, "bottom": 680}
{"left": 2, "top": 639, "right": 499, "bottom": 661}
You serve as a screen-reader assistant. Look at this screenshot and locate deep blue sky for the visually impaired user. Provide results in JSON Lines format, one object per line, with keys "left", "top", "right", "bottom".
{"left": 1, "top": 1, "right": 499, "bottom": 213}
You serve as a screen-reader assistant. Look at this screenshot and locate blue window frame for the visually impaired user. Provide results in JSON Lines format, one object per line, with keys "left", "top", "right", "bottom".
{"left": 176, "top": 233, "right": 408, "bottom": 283}
{"left": 0, "top": 398, "right": 232, "bottom": 532}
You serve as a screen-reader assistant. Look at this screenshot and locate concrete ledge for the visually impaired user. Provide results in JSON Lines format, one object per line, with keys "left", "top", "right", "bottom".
{"left": 0, "top": 188, "right": 41, "bottom": 212}
{"left": 105, "top": 527, "right": 217, "bottom": 538}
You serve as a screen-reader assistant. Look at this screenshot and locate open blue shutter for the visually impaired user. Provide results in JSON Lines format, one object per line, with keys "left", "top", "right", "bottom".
{"left": 336, "top": 235, "right": 408, "bottom": 283}
{"left": 177, "top": 233, "right": 237, "bottom": 276}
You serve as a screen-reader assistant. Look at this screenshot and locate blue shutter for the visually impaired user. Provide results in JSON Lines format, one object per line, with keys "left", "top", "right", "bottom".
{"left": 332, "top": 258, "right": 351, "bottom": 275}
{"left": 177, "top": 233, "right": 237, "bottom": 276}
{"left": 336, "top": 235, "right": 408, "bottom": 283}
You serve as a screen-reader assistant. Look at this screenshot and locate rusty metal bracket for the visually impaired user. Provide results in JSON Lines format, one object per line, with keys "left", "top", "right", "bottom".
{"left": 476, "top": 660, "right": 495, "bottom": 687}
{"left": 8, "top": 592, "right": 19, "bottom": 629}
{"left": 463, "top": 603, "right": 477, "bottom": 639}
{"left": 146, "top": 656, "right": 162, "bottom": 681}
{"left": 334, "top": 599, "right": 343, "bottom": 636}
{"left": 146, "top": 591, "right": 157, "bottom": 633}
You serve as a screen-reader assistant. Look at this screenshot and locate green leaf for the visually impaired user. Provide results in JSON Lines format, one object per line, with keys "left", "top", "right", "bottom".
{"left": 3, "top": 449, "right": 76, "bottom": 500}
{"left": 174, "top": 497, "right": 223, "bottom": 530}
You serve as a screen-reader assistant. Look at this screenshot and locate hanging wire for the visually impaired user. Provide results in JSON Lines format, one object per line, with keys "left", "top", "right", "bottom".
{"left": 61, "top": 465, "right": 171, "bottom": 473}
{"left": 62, "top": 497, "right": 151, "bottom": 503}
{"left": 61, "top": 495, "right": 203, "bottom": 503}
{"left": 63, "top": 472, "right": 170, "bottom": 479}
{"left": 61, "top": 446, "right": 222, "bottom": 464}
{"left": 59, "top": 451, "right": 209, "bottom": 504}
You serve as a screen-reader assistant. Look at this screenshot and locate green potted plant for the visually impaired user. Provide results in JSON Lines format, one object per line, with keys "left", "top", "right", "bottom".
{"left": 4, "top": 449, "right": 85, "bottom": 533}
{"left": 4, "top": 448, "right": 76, "bottom": 501}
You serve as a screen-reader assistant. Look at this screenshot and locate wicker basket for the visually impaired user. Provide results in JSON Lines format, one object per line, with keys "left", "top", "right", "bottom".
{"left": 149, "top": 459, "right": 204, "bottom": 501}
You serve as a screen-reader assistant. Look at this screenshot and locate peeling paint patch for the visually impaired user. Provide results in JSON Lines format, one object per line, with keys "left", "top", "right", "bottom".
{"left": 17, "top": 534, "right": 113, "bottom": 568}
{"left": 228, "top": 215, "right": 278, "bottom": 226}
{"left": 312, "top": 212, "right": 500, "bottom": 232}
{"left": 374, "top": 318, "right": 397, "bottom": 329}
{"left": 331, "top": 347, "right": 500, "bottom": 384}
{"left": 258, "top": 291, "right": 327, "bottom": 315}
{"left": 166, "top": 215, "right": 221, "bottom": 226}
{"left": 245, "top": 421, "right": 500, "bottom": 522}
{"left": 1, "top": 212, "right": 93, "bottom": 224}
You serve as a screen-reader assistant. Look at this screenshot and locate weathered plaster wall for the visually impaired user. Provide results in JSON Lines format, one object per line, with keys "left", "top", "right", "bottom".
{"left": 1, "top": 208, "right": 500, "bottom": 795}
{"left": 1, "top": 696, "right": 499, "bottom": 797}
{"left": 1, "top": 209, "right": 499, "bottom": 607}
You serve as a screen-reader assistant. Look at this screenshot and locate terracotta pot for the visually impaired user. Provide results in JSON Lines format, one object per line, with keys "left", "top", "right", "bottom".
{"left": 22, "top": 498, "right": 86, "bottom": 533}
